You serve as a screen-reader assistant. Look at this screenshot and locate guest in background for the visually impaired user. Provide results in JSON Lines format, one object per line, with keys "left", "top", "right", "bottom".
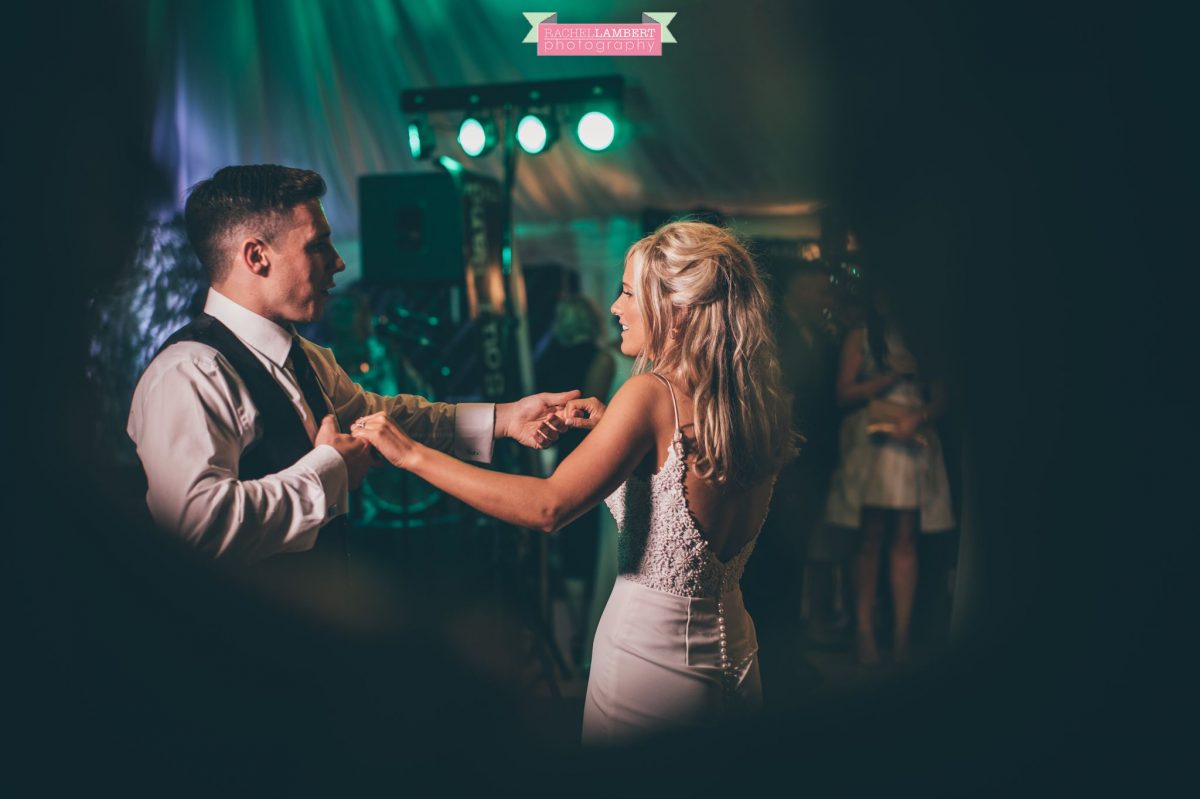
{"left": 825, "top": 288, "right": 954, "bottom": 664}
{"left": 536, "top": 295, "right": 615, "bottom": 410}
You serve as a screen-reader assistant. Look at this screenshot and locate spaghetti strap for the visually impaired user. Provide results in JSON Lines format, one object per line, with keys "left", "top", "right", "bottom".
{"left": 649, "top": 372, "right": 682, "bottom": 438}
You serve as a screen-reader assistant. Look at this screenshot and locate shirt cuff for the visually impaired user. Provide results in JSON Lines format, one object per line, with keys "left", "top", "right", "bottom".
{"left": 302, "top": 443, "right": 350, "bottom": 521}
{"left": 453, "top": 402, "right": 495, "bottom": 463}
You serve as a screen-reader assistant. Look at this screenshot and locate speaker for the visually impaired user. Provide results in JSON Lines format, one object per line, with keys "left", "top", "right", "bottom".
{"left": 359, "top": 170, "right": 504, "bottom": 286}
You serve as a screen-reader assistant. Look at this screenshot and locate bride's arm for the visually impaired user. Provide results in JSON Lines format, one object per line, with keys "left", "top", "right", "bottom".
{"left": 354, "top": 375, "right": 662, "bottom": 533}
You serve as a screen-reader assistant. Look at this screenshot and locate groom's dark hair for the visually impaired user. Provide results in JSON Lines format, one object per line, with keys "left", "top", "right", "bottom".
{"left": 184, "top": 164, "right": 326, "bottom": 282}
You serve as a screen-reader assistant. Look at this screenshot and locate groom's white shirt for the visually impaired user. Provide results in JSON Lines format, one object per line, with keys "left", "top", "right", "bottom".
{"left": 127, "top": 288, "right": 494, "bottom": 563}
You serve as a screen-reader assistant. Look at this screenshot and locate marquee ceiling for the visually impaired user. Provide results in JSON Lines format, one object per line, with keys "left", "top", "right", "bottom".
{"left": 149, "top": 0, "right": 831, "bottom": 237}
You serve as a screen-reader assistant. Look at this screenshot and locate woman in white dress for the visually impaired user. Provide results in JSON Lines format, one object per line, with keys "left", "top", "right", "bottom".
{"left": 351, "top": 222, "right": 795, "bottom": 744}
{"left": 824, "top": 293, "right": 954, "bottom": 663}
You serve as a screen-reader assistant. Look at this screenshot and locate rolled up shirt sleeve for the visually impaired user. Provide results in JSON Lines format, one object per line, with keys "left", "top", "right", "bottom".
{"left": 309, "top": 341, "right": 495, "bottom": 463}
{"left": 127, "top": 348, "right": 348, "bottom": 565}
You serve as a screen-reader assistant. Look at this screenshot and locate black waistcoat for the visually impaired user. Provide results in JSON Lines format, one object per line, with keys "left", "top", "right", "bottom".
{"left": 155, "top": 313, "right": 349, "bottom": 581}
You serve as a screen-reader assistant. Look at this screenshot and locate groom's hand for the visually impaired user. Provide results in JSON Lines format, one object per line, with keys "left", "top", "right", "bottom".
{"left": 315, "top": 414, "right": 376, "bottom": 488}
{"left": 496, "top": 390, "right": 578, "bottom": 449}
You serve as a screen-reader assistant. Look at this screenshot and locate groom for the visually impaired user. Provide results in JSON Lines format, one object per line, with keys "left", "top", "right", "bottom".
{"left": 127, "top": 164, "right": 577, "bottom": 575}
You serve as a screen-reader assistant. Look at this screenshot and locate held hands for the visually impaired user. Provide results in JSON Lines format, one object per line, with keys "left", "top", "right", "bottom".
{"left": 350, "top": 412, "right": 417, "bottom": 469}
{"left": 315, "top": 414, "right": 377, "bottom": 489}
{"left": 864, "top": 411, "right": 928, "bottom": 446}
{"left": 496, "top": 390, "right": 610, "bottom": 447}
{"left": 890, "top": 411, "right": 922, "bottom": 443}
{"left": 555, "top": 396, "right": 607, "bottom": 430}
{"left": 887, "top": 412, "right": 929, "bottom": 446}
{"left": 349, "top": 391, "right": 613, "bottom": 470}
{"left": 495, "top": 390, "right": 579, "bottom": 449}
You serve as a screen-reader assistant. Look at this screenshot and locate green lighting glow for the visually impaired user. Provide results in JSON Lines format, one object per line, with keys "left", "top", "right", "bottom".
{"left": 458, "top": 117, "right": 494, "bottom": 157}
{"left": 407, "top": 119, "right": 435, "bottom": 160}
{"left": 408, "top": 123, "right": 422, "bottom": 159}
{"left": 517, "top": 115, "right": 548, "bottom": 154}
{"left": 576, "top": 111, "right": 616, "bottom": 151}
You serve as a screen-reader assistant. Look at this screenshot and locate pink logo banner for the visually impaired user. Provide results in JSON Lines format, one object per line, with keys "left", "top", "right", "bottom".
{"left": 523, "top": 12, "right": 676, "bottom": 57}
{"left": 538, "top": 23, "right": 661, "bottom": 56}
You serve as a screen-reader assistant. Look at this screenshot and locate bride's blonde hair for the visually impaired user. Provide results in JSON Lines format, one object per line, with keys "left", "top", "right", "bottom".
{"left": 628, "top": 221, "right": 797, "bottom": 486}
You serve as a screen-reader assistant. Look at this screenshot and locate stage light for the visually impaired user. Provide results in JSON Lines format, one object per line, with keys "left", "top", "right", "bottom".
{"left": 457, "top": 116, "right": 497, "bottom": 157}
{"left": 516, "top": 113, "right": 558, "bottom": 155}
{"left": 407, "top": 119, "right": 436, "bottom": 160}
{"left": 576, "top": 111, "right": 616, "bottom": 151}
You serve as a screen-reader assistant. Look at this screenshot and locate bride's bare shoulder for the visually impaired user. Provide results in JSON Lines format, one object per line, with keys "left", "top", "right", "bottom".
{"left": 600, "top": 373, "right": 675, "bottom": 434}
{"left": 608, "top": 373, "right": 669, "bottom": 407}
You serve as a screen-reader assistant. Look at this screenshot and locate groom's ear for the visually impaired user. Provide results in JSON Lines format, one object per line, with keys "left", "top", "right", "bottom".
{"left": 241, "top": 237, "right": 270, "bottom": 276}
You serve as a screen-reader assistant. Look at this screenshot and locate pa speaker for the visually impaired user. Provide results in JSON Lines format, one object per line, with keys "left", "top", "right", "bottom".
{"left": 359, "top": 170, "right": 503, "bottom": 285}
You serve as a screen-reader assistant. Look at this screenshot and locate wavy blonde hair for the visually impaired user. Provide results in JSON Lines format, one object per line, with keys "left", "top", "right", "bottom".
{"left": 628, "top": 221, "right": 797, "bottom": 486}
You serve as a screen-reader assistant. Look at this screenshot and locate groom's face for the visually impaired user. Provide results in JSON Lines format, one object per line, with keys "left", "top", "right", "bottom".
{"left": 262, "top": 200, "right": 345, "bottom": 324}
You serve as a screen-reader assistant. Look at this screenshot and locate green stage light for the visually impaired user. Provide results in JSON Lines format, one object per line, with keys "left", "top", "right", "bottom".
{"left": 457, "top": 116, "right": 496, "bottom": 157}
{"left": 517, "top": 113, "right": 558, "bottom": 154}
{"left": 407, "top": 119, "right": 435, "bottom": 160}
{"left": 576, "top": 111, "right": 616, "bottom": 151}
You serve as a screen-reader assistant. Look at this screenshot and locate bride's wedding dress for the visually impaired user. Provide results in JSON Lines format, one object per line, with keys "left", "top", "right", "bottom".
{"left": 583, "top": 374, "right": 770, "bottom": 744}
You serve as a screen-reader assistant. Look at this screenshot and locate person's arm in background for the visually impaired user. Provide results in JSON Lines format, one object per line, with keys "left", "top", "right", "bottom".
{"left": 351, "top": 374, "right": 666, "bottom": 533}
{"left": 127, "top": 349, "right": 373, "bottom": 564}
{"left": 835, "top": 327, "right": 901, "bottom": 406}
{"left": 891, "top": 378, "right": 949, "bottom": 442}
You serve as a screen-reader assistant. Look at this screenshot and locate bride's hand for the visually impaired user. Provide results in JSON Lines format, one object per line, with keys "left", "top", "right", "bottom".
{"left": 556, "top": 396, "right": 607, "bottom": 430}
{"left": 351, "top": 412, "right": 417, "bottom": 469}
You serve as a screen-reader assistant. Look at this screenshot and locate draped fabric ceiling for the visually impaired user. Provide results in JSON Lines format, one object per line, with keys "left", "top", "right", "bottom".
{"left": 148, "top": 0, "right": 829, "bottom": 294}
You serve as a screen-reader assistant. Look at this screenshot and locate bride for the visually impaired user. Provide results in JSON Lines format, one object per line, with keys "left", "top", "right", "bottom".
{"left": 352, "top": 221, "right": 795, "bottom": 743}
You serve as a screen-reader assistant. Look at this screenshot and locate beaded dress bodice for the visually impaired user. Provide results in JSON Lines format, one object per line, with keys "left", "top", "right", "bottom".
{"left": 603, "top": 376, "right": 771, "bottom": 599}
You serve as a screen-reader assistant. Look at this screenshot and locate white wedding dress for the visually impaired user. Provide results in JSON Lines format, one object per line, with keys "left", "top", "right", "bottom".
{"left": 582, "top": 374, "right": 768, "bottom": 745}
